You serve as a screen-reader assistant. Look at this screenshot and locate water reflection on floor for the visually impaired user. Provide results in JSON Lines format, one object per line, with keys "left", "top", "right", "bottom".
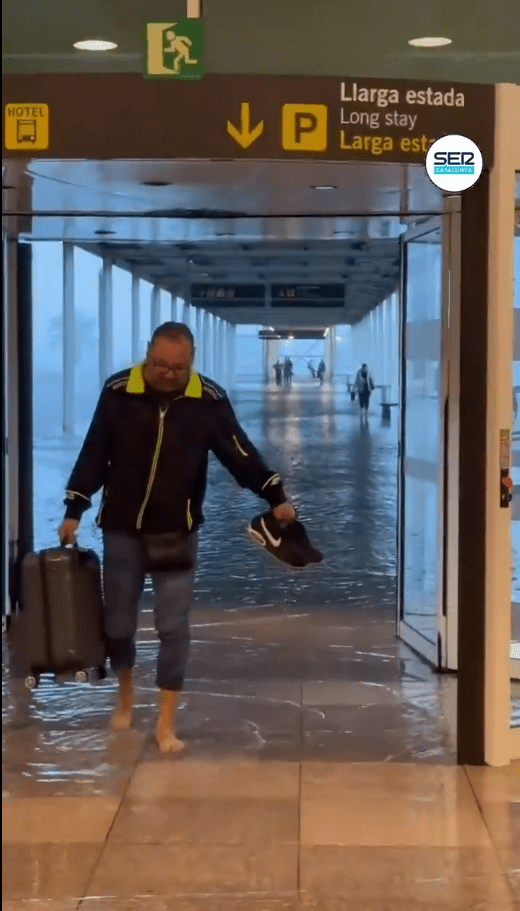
{"left": 33, "top": 382, "right": 399, "bottom": 608}
{"left": 4, "top": 382, "right": 460, "bottom": 781}
{"left": 8, "top": 382, "right": 520, "bottom": 910}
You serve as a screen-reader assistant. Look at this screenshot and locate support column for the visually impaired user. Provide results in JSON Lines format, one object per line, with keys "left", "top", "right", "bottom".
{"left": 62, "top": 243, "right": 75, "bottom": 435}
{"left": 98, "top": 259, "right": 113, "bottom": 387}
{"left": 267, "top": 337, "right": 280, "bottom": 382}
{"left": 187, "top": 303, "right": 197, "bottom": 339}
{"left": 203, "top": 310, "right": 212, "bottom": 375}
{"left": 457, "top": 172, "right": 491, "bottom": 765}
{"left": 222, "top": 320, "right": 229, "bottom": 389}
{"left": 151, "top": 285, "right": 161, "bottom": 334}
{"left": 170, "top": 292, "right": 177, "bottom": 321}
{"left": 327, "top": 327, "right": 336, "bottom": 381}
{"left": 177, "top": 297, "right": 186, "bottom": 325}
{"left": 460, "top": 83, "right": 520, "bottom": 766}
{"left": 219, "top": 318, "right": 226, "bottom": 387}
{"left": 5, "top": 241, "right": 33, "bottom": 614}
{"left": 226, "top": 322, "right": 236, "bottom": 391}
{"left": 195, "top": 307, "right": 204, "bottom": 374}
{"left": 131, "top": 274, "right": 140, "bottom": 362}
{"left": 212, "top": 315, "right": 219, "bottom": 382}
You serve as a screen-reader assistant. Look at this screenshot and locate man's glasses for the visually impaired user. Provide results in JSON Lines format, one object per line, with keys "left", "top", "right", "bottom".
{"left": 152, "top": 361, "right": 190, "bottom": 376}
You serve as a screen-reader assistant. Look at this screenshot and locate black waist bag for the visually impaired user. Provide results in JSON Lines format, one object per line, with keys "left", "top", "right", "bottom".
{"left": 142, "top": 532, "right": 194, "bottom": 573}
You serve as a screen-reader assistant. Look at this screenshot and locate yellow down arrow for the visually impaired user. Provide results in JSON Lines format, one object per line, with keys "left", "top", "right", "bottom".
{"left": 227, "top": 103, "right": 264, "bottom": 149}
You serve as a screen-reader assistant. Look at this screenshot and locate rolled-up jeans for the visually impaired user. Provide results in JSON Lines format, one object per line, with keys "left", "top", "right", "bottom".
{"left": 102, "top": 531, "right": 198, "bottom": 691}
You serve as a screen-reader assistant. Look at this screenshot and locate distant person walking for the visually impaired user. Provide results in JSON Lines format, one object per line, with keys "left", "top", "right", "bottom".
{"left": 317, "top": 360, "right": 326, "bottom": 384}
{"left": 355, "top": 363, "right": 375, "bottom": 421}
{"left": 308, "top": 361, "right": 316, "bottom": 379}
{"left": 273, "top": 361, "right": 283, "bottom": 387}
{"left": 283, "top": 358, "right": 293, "bottom": 389}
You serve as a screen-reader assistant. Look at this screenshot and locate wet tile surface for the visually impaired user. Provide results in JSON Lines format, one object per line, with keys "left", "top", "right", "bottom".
{"left": 299, "top": 845, "right": 514, "bottom": 902}
{"left": 87, "top": 841, "right": 299, "bottom": 896}
{"left": 2, "top": 843, "right": 102, "bottom": 900}
{"left": 300, "top": 764, "right": 491, "bottom": 847}
{"left": 108, "top": 796, "right": 299, "bottom": 845}
{"left": 3, "top": 386, "right": 519, "bottom": 909}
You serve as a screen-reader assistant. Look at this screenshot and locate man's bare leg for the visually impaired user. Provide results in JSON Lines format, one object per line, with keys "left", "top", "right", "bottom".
{"left": 156, "top": 689, "right": 185, "bottom": 754}
{"left": 110, "top": 668, "right": 133, "bottom": 730}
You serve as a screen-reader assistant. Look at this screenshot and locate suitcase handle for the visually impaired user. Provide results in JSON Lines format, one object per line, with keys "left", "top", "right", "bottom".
{"left": 61, "top": 542, "right": 91, "bottom": 556}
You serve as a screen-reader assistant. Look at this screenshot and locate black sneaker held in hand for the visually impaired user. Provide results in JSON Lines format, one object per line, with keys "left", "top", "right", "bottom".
{"left": 247, "top": 511, "right": 324, "bottom": 569}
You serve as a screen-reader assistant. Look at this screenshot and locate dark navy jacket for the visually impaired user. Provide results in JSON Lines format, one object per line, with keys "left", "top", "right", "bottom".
{"left": 64, "top": 365, "right": 286, "bottom": 534}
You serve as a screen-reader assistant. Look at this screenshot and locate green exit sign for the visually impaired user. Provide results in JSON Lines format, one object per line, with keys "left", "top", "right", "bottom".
{"left": 145, "top": 20, "right": 204, "bottom": 80}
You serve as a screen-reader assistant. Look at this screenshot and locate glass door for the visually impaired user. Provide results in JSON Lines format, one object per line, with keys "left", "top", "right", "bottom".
{"left": 397, "top": 215, "right": 458, "bottom": 667}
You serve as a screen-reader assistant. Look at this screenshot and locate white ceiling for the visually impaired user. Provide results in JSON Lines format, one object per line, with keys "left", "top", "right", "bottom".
{"left": 3, "top": 159, "right": 440, "bottom": 328}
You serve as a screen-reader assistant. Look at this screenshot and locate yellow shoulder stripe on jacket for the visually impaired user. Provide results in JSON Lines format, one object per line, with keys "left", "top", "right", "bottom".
{"left": 125, "top": 363, "right": 202, "bottom": 399}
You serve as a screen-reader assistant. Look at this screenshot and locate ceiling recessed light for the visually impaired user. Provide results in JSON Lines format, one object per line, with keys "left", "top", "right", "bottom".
{"left": 311, "top": 185, "right": 337, "bottom": 191}
{"left": 95, "top": 229, "right": 116, "bottom": 235}
{"left": 74, "top": 39, "right": 118, "bottom": 51}
{"left": 140, "top": 180, "right": 171, "bottom": 187}
{"left": 408, "top": 36, "right": 452, "bottom": 48}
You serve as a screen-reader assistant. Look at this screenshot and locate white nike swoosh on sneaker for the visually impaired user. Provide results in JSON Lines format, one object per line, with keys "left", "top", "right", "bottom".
{"left": 260, "top": 517, "right": 282, "bottom": 548}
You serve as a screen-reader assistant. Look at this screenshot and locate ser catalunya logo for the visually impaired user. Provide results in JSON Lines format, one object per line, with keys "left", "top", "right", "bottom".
{"left": 426, "top": 134, "right": 483, "bottom": 192}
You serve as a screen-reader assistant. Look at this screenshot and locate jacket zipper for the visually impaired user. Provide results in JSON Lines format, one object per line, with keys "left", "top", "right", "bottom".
{"left": 136, "top": 405, "right": 168, "bottom": 530}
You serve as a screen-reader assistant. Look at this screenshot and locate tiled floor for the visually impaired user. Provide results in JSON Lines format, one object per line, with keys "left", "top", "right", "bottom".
{"left": 4, "top": 597, "right": 518, "bottom": 910}
{"left": 2, "top": 749, "right": 519, "bottom": 909}
{"left": 3, "top": 384, "right": 519, "bottom": 908}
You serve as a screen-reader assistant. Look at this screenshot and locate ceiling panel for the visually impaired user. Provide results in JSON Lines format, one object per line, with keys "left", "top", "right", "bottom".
{"left": 3, "top": 157, "right": 440, "bottom": 330}
{"left": 4, "top": 159, "right": 442, "bottom": 217}
{"left": 2, "top": 0, "right": 520, "bottom": 82}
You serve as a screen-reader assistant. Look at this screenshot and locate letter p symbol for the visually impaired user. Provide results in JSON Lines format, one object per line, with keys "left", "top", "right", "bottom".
{"left": 282, "top": 104, "right": 328, "bottom": 152}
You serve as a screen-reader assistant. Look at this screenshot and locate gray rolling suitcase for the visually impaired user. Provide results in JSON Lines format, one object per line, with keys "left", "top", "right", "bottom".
{"left": 19, "top": 545, "right": 107, "bottom": 689}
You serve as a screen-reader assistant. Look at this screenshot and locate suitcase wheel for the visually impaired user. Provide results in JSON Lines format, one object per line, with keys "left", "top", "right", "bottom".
{"left": 25, "top": 674, "right": 39, "bottom": 690}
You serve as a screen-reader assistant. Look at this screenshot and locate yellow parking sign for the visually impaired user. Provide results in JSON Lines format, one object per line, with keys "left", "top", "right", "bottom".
{"left": 281, "top": 104, "right": 328, "bottom": 152}
{"left": 4, "top": 103, "right": 49, "bottom": 150}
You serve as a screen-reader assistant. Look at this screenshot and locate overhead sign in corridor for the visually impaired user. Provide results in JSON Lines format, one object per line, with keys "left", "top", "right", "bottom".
{"left": 2, "top": 74, "right": 495, "bottom": 166}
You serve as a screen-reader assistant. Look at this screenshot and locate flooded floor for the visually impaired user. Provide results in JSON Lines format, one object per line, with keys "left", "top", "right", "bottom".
{"left": 3, "top": 382, "right": 519, "bottom": 908}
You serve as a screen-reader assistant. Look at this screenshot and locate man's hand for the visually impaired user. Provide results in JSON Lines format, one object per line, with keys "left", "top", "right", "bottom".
{"left": 272, "top": 502, "right": 296, "bottom": 523}
{"left": 58, "top": 518, "right": 79, "bottom": 546}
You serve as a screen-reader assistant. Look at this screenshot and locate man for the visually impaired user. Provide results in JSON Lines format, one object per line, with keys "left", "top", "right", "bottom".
{"left": 354, "top": 363, "right": 375, "bottom": 421}
{"left": 283, "top": 357, "right": 293, "bottom": 388}
{"left": 58, "top": 322, "right": 295, "bottom": 754}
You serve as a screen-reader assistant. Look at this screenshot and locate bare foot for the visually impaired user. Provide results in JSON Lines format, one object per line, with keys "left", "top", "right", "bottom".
{"left": 110, "top": 707, "right": 133, "bottom": 731}
{"left": 155, "top": 724, "right": 185, "bottom": 755}
{"left": 110, "top": 670, "right": 133, "bottom": 731}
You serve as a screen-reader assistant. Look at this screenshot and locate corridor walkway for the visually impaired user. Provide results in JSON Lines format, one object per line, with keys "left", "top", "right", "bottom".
{"left": 3, "top": 383, "right": 519, "bottom": 908}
